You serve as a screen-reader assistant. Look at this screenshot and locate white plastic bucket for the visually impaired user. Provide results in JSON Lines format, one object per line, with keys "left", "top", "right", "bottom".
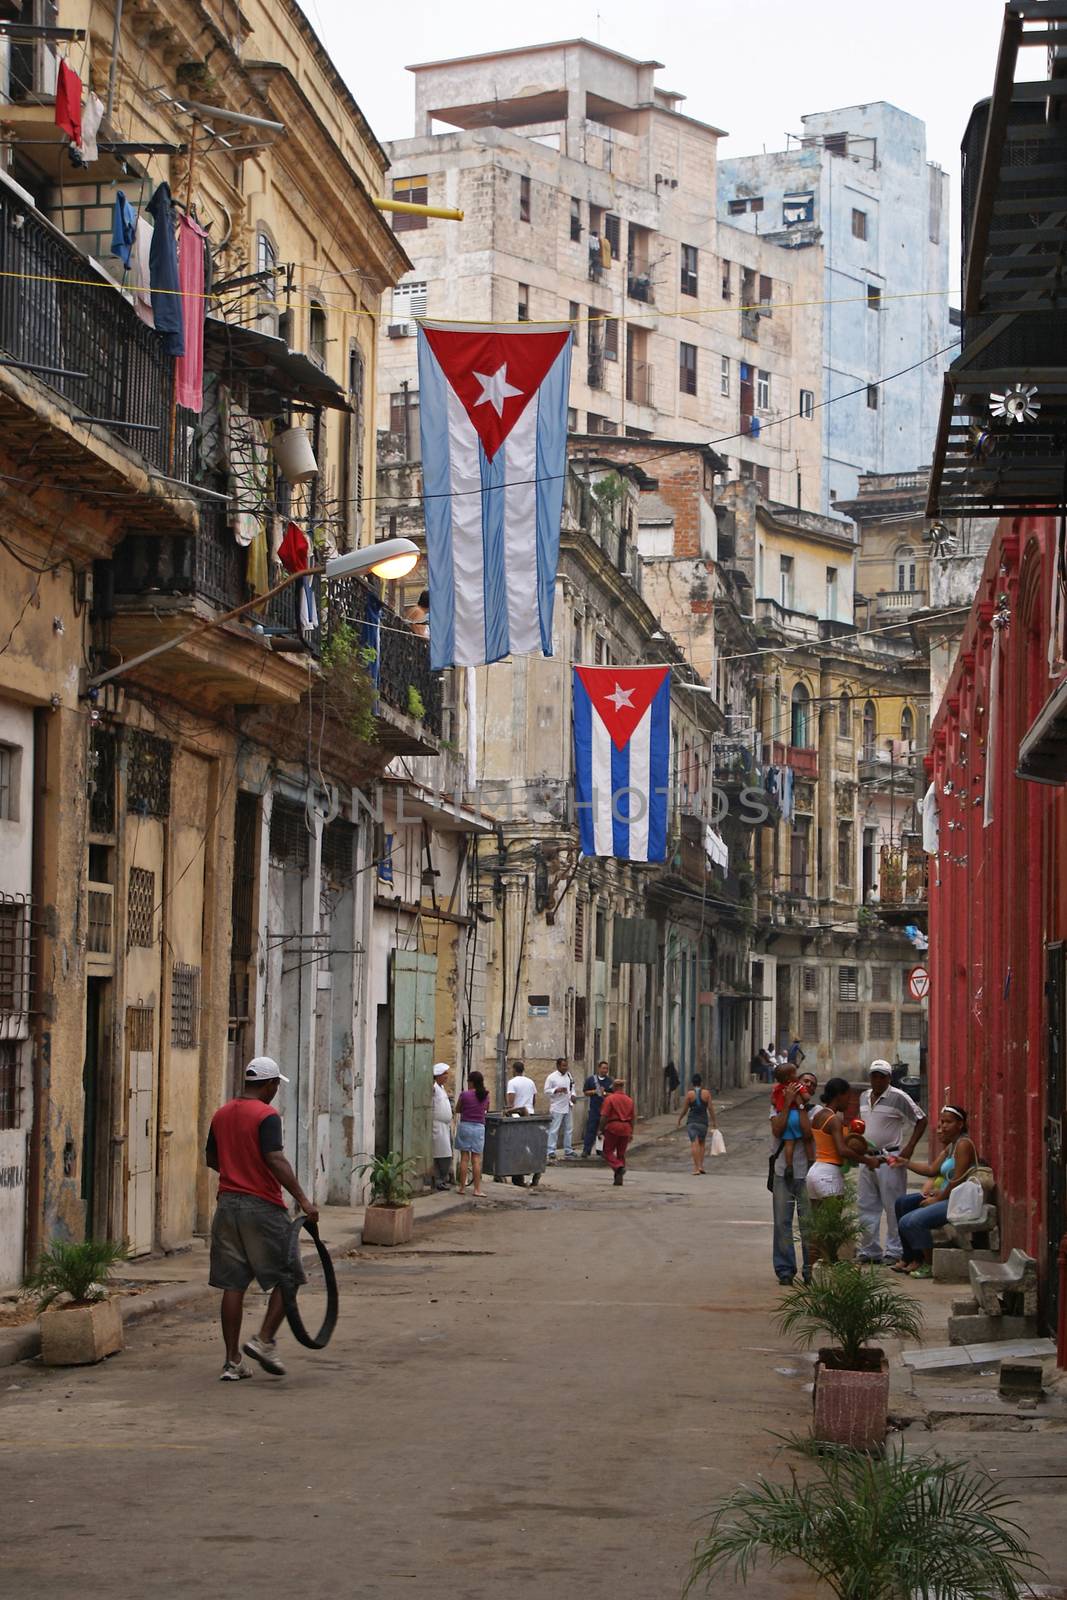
{"left": 273, "top": 426, "right": 318, "bottom": 484}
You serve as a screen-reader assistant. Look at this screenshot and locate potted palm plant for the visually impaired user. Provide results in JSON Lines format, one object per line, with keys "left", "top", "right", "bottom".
{"left": 777, "top": 1262, "right": 923, "bottom": 1449}
{"left": 355, "top": 1152, "right": 419, "bottom": 1246}
{"left": 25, "top": 1238, "right": 127, "bottom": 1365}
{"left": 685, "top": 1440, "right": 1040, "bottom": 1599}
{"left": 805, "top": 1176, "right": 861, "bottom": 1264}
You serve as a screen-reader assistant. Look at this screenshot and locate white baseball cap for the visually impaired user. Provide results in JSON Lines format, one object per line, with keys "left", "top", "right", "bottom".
{"left": 432, "top": 1061, "right": 451, "bottom": 1077}
{"left": 245, "top": 1056, "right": 290, "bottom": 1084}
{"left": 868, "top": 1059, "right": 893, "bottom": 1078}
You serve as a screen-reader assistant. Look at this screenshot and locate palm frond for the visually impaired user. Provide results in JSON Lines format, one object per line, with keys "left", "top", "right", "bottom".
{"left": 25, "top": 1238, "right": 128, "bottom": 1307}
{"left": 776, "top": 1261, "right": 923, "bottom": 1365}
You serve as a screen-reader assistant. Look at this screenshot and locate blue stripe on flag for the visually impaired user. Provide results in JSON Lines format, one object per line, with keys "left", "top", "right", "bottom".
{"left": 572, "top": 670, "right": 595, "bottom": 856}
{"left": 610, "top": 731, "right": 630, "bottom": 859}
{"left": 417, "top": 332, "right": 456, "bottom": 671}
{"left": 647, "top": 675, "right": 671, "bottom": 862}
{"left": 534, "top": 342, "right": 572, "bottom": 657}
{"left": 480, "top": 441, "right": 509, "bottom": 664}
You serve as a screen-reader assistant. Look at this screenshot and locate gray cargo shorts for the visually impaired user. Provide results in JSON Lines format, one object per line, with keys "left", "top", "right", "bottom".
{"left": 209, "top": 1192, "right": 308, "bottom": 1293}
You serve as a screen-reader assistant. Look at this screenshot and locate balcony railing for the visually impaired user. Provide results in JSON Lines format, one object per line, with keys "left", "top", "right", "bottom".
{"left": 876, "top": 588, "right": 925, "bottom": 613}
{"left": 0, "top": 181, "right": 186, "bottom": 475}
{"left": 324, "top": 574, "right": 442, "bottom": 738}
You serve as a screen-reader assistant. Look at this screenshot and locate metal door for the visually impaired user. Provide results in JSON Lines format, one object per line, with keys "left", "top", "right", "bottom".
{"left": 125, "top": 1006, "right": 155, "bottom": 1257}
{"left": 1044, "top": 942, "right": 1066, "bottom": 1334}
{"left": 388, "top": 949, "right": 436, "bottom": 1174}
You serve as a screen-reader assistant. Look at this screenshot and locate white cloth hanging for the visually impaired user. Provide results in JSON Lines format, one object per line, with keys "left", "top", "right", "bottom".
{"left": 131, "top": 217, "right": 154, "bottom": 328}
{"left": 921, "top": 782, "right": 940, "bottom": 855}
{"left": 78, "top": 94, "right": 104, "bottom": 163}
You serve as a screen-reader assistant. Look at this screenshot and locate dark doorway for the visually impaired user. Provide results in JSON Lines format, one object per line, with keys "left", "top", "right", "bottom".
{"left": 81, "top": 978, "right": 109, "bottom": 1236}
{"left": 374, "top": 1003, "right": 391, "bottom": 1160}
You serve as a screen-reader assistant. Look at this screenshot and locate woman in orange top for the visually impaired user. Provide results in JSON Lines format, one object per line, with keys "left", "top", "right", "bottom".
{"left": 806, "top": 1077, "right": 881, "bottom": 1201}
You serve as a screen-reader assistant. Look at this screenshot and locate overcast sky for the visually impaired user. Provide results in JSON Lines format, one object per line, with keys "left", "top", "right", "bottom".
{"left": 299, "top": 0, "right": 1006, "bottom": 268}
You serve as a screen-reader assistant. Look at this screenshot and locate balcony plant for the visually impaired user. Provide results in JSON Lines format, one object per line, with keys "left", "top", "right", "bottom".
{"left": 777, "top": 1262, "right": 923, "bottom": 1449}
{"left": 321, "top": 620, "right": 378, "bottom": 744}
{"left": 685, "top": 1439, "right": 1039, "bottom": 1600}
{"left": 25, "top": 1238, "right": 128, "bottom": 1365}
{"left": 354, "top": 1151, "right": 420, "bottom": 1246}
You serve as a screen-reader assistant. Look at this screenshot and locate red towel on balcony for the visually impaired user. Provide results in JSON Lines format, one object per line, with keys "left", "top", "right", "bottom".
{"left": 277, "top": 521, "right": 310, "bottom": 574}
{"left": 175, "top": 212, "right": 208, "bottom": 412}
{"left": 54, "top": 60, "right": 83, "bottom": 147}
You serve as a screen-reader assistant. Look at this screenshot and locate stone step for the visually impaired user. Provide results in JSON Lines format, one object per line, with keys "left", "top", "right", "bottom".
{"left": 902, "top": 1337, "right": 1056, "bottom": 1374}
{"left": 947, "top": 1311, "right": 1039, "bottom": 1346}
{"left": 933, "top": 1246, "right": 997, "bottom": 1283}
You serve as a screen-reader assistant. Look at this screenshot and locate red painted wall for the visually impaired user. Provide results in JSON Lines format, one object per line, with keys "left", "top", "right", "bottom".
{"left": 929, "top": 515, "right": 1067, "bottom": 1285}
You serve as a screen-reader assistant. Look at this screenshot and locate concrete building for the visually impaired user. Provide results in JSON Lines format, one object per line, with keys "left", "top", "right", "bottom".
{"left": 376, "top": 39, "right": 825, "bottom": 512}
{"left": 718, "top": 105, "right": 953, "bottom": 513}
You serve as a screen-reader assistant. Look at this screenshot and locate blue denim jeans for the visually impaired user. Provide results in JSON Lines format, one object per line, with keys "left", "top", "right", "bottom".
{"left": 582, "top": 1103, "right": 601, "bottom": 1156}
{"left": 895, "top": 1192, "right": 951, "bottom": 1263}
{"left": 772, "top": 1173, "right": 811, "bottom": 1282}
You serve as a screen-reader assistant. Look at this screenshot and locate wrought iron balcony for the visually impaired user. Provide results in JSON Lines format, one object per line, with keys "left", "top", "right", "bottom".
{"left": 323, "top": 573, "right": 442, "bottom": 744}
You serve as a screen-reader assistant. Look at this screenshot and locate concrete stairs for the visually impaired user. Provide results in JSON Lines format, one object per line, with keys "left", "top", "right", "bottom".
{"left": 931, "top": 1203, "right": 1000, "bottom": 1283}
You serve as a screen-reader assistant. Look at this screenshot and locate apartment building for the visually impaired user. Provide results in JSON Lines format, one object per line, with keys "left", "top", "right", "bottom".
{"left": 719, "top": 104, "right": 953, "bottom": 512}
{"left": 376, "top": 39, "right": 825, "bottom": 512}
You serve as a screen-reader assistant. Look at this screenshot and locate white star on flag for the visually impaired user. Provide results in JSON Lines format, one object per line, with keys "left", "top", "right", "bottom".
{"left": 472, "top": 363, "right": 524, "bottom": 417}
{"left": 606, "top": 683, "right": 635, "bottom": 711}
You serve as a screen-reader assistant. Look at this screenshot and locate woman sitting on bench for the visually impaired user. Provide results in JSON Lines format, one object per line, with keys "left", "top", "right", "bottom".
{"left": 887, "top": 1104, "right": 977, "bottom": 1279}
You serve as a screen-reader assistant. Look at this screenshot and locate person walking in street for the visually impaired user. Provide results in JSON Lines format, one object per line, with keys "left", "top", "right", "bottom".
{"left": 544, "top": 1056, "right": 577, "bottom": 1160}
{"left": 431, "top": 1062, "right": 454, "bottom": 1190}
{"left": 770, "top": 1070, "right": 817, "bottom": 1285}
{"left": 205, "top": 1056, "right": 319, "bottom": 1382}
{"left": 786, "top": 1037, "right": 806, "bottom": 1066}
{"left": 505, "top": 1060, "right": 536, "bottom": 1114}
{"left": 889, "top": 1105, "right": 977, "bottom": 1278}
{"left": 856, "top": 1060, "right": 927, "bottom": 1264}
{"left": 676, "top": 1073, "right": 717, "bottom": 1174}
{"left": 582, "top": 1059, "right": 613, "bottom": 1157}
{"left": 455, "top": 1071, "right": 490, "bottom": 1198}
{"left": 600, "top": 1078, "right": 635, "bottom": 1185}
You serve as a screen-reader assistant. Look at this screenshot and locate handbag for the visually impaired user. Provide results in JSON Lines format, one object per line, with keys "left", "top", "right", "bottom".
{"left": 946, "top": 1178, "right": 985, "bottom": 1224}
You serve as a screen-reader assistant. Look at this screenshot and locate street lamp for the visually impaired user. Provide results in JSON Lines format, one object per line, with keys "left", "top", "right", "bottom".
{"left": 87, "top": 536, "right": 420, "bottom": 691}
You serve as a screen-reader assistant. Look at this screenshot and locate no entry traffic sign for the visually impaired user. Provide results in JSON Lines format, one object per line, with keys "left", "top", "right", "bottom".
{"left": 907, "top": 965, "right": 930, "bottom": 1002}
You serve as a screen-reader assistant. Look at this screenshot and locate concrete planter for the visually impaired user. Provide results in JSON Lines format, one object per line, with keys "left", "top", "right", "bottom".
{"left": 812, "top": 1347, "right": 889, "bottom": 1450}
{"left": 39, "top": 1298, "right": 123, "bottom": 1366}
{"left": 361, "top": 1204, "right": 413, "bottom": 1247}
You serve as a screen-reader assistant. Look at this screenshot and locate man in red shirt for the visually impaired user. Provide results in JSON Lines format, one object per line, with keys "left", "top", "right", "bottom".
{"left": 206, "top": 1057, "right": 319, "bottom": 1381}
{"left": 600, "top": 1077, "right": 636, "bottom": 1187}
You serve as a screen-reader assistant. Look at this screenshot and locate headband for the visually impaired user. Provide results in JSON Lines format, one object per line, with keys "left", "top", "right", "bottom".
{"left": 940, "top": 1104, "right": 966, "bottom": 1121}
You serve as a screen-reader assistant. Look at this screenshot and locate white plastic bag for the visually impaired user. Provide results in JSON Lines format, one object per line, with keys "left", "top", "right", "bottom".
{"left": 946, "top": 1178, "right": 984, "bottom": 1224}
{"left": 709, "top": 1129, "right": 726, "bottom": 1157}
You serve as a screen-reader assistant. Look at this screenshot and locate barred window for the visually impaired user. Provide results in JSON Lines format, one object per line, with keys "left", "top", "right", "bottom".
{"left": 574, "top": 898, "right": 585, "bottom": 962}
{"left": 900, "top": 1010, "right": 925, "bottom": 1041}
{"left": 127, "top": 867, "right": 156, "bottom": 949}
{"left": 838, "top": 965, "right": 859, "bottom": 1003}
{"left": 869, "top": 1010, "right": 895, "bottom": 1041}
{"left": 835, "top": 1010, "right": 861, "bottom": 1042}
{"left": 803, "top": 967, "right": 819, "bottom": 995}
{"left": 321, "top": 818, "right": 356, "bottom": 885}
{"left": 0, "top": 899, "right": 26, "bottom": 1017}
{"left": 171, "top": 963, "right": 201, "bottom": 1050}
{"left": 802, "top": 1008, "right": 819, "bottom": 1039}
{"left": 871, "top": 966, "right": 892, "bottom": 1002}
{"left": 0, "top": 1041, "right": 20, "bottom": 1130}
{"left": 269, "top": 797, "right": 310, "bottom": 870}
{"left": 126, "top": 731, "right": 172, "bottom": 819}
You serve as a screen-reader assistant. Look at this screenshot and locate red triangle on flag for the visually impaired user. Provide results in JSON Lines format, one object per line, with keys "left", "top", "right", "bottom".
{"left": 421, "top": 323, "right": 571, "bottom": 461}
{"left": 576, "top": 665, "right": 670, "bottom": 752}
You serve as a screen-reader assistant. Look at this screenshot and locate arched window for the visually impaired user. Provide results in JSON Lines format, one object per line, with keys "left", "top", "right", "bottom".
{"left": 862, "top": 699, "right": 877, "bottom": 760}
{"left": 838, "top": 691, "right": 851, "bottom": 739}
{"left": 896, "top": 545, "right": 916, "bottom": 593}
{"left": 901, "top": 705, "right": 915, "bottom": 745}
{"left": 790, "top": 682, "right": 811, "bottom": 748}
{"left": 309, "top": 300, "right": 328, "bottom": 367}
{"left": 256, "top": 231, "right": 277, "bottom": 299}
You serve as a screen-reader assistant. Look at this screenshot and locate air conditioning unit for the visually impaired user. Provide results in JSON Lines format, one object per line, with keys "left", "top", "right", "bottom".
{"left": 387, "top": 322, "right": 416, "bottom": 339}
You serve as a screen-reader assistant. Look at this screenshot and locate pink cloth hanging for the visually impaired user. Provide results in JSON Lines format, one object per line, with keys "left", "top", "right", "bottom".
{"left": 175, "top": 212, "right": 208, "bottom": 412}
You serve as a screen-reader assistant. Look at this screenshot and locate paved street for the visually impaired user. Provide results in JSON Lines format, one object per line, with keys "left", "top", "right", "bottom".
{"left": 3, "top": 1093, "right": 1065, "bottom": 1600}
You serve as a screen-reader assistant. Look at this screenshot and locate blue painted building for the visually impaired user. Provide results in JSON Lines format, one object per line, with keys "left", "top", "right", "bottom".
{"left": 718, "top": 104, "right": 953, "bottom": 514}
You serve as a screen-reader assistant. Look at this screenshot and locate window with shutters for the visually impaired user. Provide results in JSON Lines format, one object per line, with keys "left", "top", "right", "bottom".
{"left": 574, "top": 898, "right": 585, "bottom": 961}
{"left": 900, "top": 1010, "right": 925, "bottom": 1041}
{"left": 518, "top": 284, "right": 530, "bottom": 322}
{"left": 852, "top": 208, "right": 868, "bottom": 240}
{"left": 759, "top": 274, "right": 773, "bottom": 314}
{"left": 0, "top": 744, "right": 18, "bottom": 822}
{"left": 838, "top": 965, "right": 859, "bottom": 1003}
{"left": 837, "top": 821, "right": 853, "bottom": 887}
{"left": 308, "top": 301, "right": 327, "bottom": 367}
{"left": 871, "top": 966, "right": 892, "bottom": 1002}
{"left": 604, "top": 213, "right": 621, "bottom": 258}
{"left": 603, "top": 317, "right": 619, "bottom": 360}
{"left": 594, "top": 906, "right": 606, "bottom": 960}
{"left": 721, "top": 355, "right": 730, "bottom": 397}
{"left": 0, "top": 899, "right": 26, "bottom": 1019}
{"left": 519, "top": 175, "right": 531, "bottom": 222}
{"left": 800, "top": 388, "right": 814, "bottom": 419}
{"left": 835, "top": 1010, "right": 861, "bottom": 1042}
{"left": 803, "top": 967, "right": 819, "bottom": 995}
{"left": 680, "top": 244, "right": 698, "bottom": 297}
{"left": 570, "top": 197, "right": 582, "bottom": 241}
{"left": 127, "top": 867, "right": 155, "bottom": 949}
{"left": 391, "top": 281, "right": 428, "bottom": 321}
{"left": 392, "top": 175, "right": 428, "bottom": 231}
{"left": 869, "top": 1010, "right": 894, "bottom": 1041}
{"left": 171, "top": 963, "right": 201, "bottom": 1050}
{"left": 679, "top": 342, "right": 697, "bottom": 396}
{"left": 802, "top": 1009, "right": 819, "bottom": 1039}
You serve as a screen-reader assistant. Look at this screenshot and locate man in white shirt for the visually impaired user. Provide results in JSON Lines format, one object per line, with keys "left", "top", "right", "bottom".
{"left": 543, "top": 1057, "right": 577, "bottom": 1160}
{"left": 506, "top": 1061, "right": 536, "bottom": 1115}
{"left": 431, "top": 1062, "right": 454, "bottom": 1190}
{"left": 857, "top": 1060, "right": 927, "bottom": 1264}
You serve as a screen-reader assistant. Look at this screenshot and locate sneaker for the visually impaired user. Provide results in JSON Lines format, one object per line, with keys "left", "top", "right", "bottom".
{"left": 219, "top": 1359, "right": 253, "bottom": 1381}
{"left": 776, "top": 1276, "right": 796, "bottom": 1287}
{"left": 243, "top": 1335, "right": 286, "bottom": 1376}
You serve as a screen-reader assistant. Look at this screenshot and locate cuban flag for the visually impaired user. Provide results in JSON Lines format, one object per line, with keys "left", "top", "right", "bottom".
{"left": 573, "top": 666, "right": 671, "bottom": 862}
{"left": 417, "top": 320, "right": 572, "bottom": 671}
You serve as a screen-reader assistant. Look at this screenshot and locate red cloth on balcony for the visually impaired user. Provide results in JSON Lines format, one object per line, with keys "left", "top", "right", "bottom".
{"left": 175, "top": 213, "right": 208, "bottom": 413}
{"left": 54, "top": 60, "right": 83, "bottom": 147}
{"left": 277, "top": 521, "right": 310, "bottom": 574}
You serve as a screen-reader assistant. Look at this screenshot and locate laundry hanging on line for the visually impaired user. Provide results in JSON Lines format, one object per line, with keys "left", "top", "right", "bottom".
{"left": 54, "top": 60, "right": 83, "bottom": 147}
{"left": 110, "top": 191, "right": 136, "bottom": 268}
{"left": 175, "top": 212, "right": 208, "bottom": 412}
{"left": 145, "top": 182, "right": 184, "bottom": 357}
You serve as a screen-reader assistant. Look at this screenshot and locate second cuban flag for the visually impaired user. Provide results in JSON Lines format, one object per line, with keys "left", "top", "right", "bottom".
{"left": 417, "top": 320, "right": 572, "bottom": 671}
{"left": 573, "top": 666, "right": 671, "bottom": 862}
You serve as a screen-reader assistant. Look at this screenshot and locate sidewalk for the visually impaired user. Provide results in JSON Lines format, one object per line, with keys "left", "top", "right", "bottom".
{"left": 0, "top": 1185, "right": 473, "bottom": 1368}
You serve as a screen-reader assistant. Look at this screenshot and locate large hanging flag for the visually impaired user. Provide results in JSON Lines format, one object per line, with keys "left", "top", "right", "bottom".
{"left": 417, "top": 320, "right": 572, "bottom": 671}
{"left": 573, "top": 666, "right": 671, "bottom": 862}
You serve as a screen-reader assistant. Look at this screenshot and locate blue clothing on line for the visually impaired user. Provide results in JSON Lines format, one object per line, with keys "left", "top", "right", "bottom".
{"left": 110, "top": 190, "right": 136, "bottom": 268}
{"left": 145, "top": 181, "right": 184, "bottom": 357}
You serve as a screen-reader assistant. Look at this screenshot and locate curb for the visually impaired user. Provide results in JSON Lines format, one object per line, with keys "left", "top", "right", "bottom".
{"left": 357, "top": 1191, "right": 475, "bottom": 1243}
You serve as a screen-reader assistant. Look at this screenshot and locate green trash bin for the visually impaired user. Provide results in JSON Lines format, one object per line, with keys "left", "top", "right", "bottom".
{"left": 484, "top": 1113, "right": 549, "bottom": 1183}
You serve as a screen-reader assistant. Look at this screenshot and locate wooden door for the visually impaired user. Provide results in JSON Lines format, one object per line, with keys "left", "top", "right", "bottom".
{"left": 388, "top": 949, "right": 436, "bottom": 1175}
